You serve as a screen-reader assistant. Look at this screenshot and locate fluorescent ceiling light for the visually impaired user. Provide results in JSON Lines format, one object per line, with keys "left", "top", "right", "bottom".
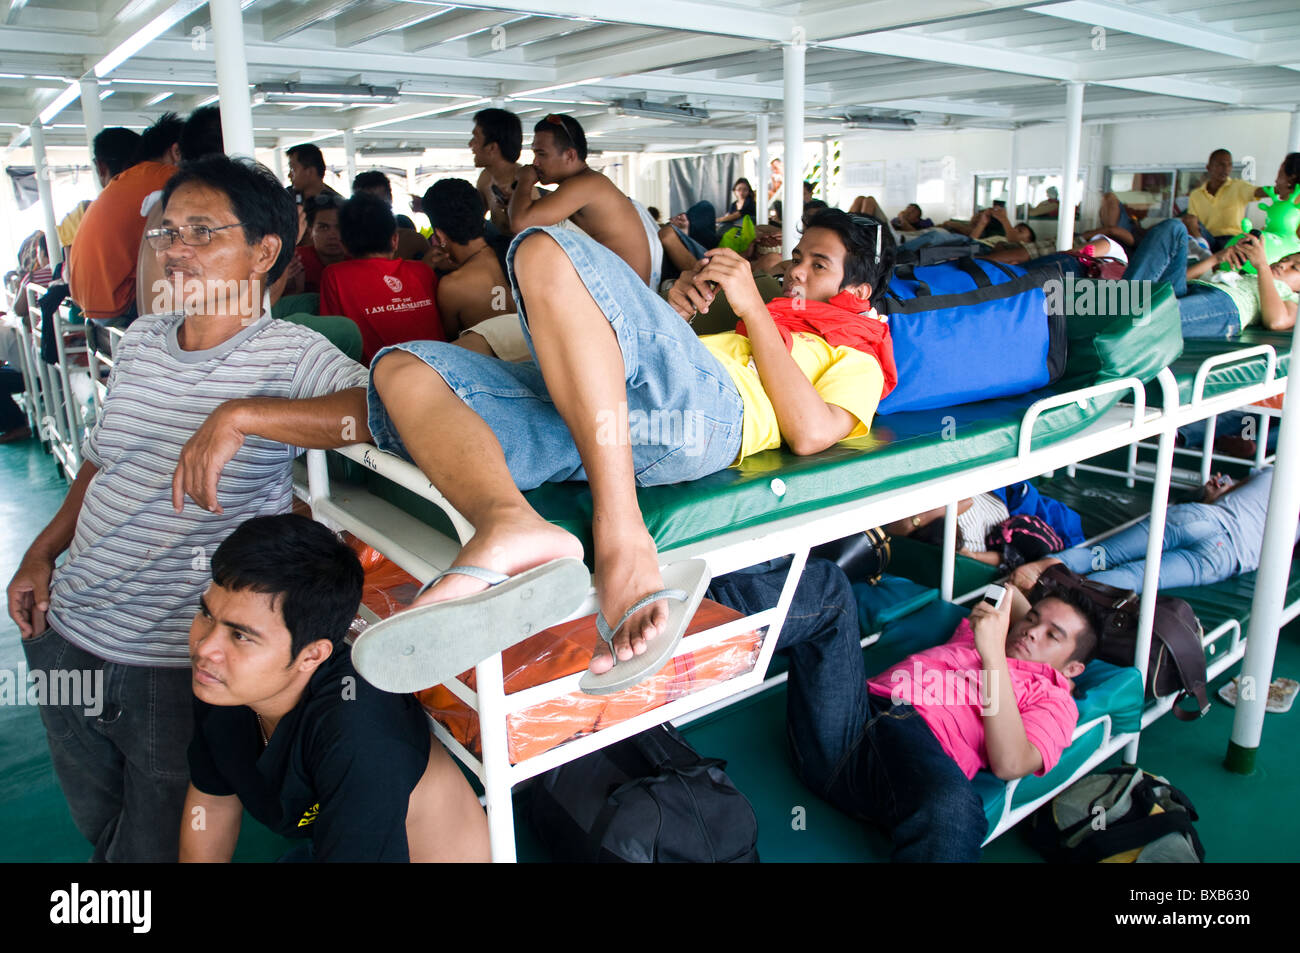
{"left": 95, "top": 0, "right": 206, "bottom": 78}
{"left": 145, "top": 91, "right": 173, "bottom": 106}
{"left": 359, "top": 143, "right": 426, "bottom": 156}
{"left": 843, "top": 115, "right": 916, "bottom": 130}
{"left": 99, "top": 89, "right": 115, "bottom": 101}
{"left": 39, "top": 84, "right": 80, "bottom": 125}
{"left": 253, "top": 82, "right": 401, "bottom": 106}
{"left": 610, "top": 98, "right": 709, "bottom": 123}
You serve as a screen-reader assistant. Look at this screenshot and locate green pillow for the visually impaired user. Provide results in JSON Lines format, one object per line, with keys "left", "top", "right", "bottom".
{"left": 279, "top": 312, "right": 363, "bottom": 363}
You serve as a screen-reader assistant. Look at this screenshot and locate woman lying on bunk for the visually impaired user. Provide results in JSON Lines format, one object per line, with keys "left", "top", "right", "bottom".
{"left": 352, "top": 209, "right": 898, "bottom": 696}
{"left": 1011, "top": 467, "right": 1300, "bottom": 595}
{"left": 1124, "top": 218, "right": 1299, "bottom": 337}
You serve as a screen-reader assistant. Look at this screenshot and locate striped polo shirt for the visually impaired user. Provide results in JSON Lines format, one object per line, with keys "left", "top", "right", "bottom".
{"left": 47, "top": 312, "right": 368, "bottom": 667}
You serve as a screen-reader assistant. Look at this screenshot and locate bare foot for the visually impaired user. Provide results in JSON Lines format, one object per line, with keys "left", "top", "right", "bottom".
{"left": 409, "top": 506, "right": 583, "bottom": 608}
{"left": 587, "top": 524, "right": 669, "bottom": 675}
{"left": 1009, "top": 556, "right": 1062, "bottom": 592}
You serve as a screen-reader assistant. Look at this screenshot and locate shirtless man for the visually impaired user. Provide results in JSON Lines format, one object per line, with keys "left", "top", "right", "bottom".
{"left": 422, "top": 177, "right": 513, "bottom": 353}
{"left": 470, "top": 108, "right": 529, "bottom": 237}
{"left": 509, "top": 113, "right": 652, "bottom": 285}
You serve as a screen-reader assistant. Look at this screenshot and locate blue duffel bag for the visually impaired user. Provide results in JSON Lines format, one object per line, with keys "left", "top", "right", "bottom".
{"left": 877, "top": 257, "right": 1067, "bottom": 414}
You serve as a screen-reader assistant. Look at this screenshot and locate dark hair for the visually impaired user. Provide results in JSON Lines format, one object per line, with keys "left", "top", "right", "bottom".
{"left": 1020, "top": 222, "right": 1037, "bottom": 243}
{"left": 305, "top": 191, "right": 345, "bottom": 228}
{"left": 804, "top": 208, "right": 896, "bottom": 309}
{"left": 646, "top": 206, "right": 661, "bottom": 221}
{"left": 338, "top": 192, "right": 397, "bottom": 257}
{"left": 211, "top": 514, "right": 363, "bottom": 657}
{"left": 133, "top": 111, "right": 184, "bottom": 164}
{"left": 93, "top": 127, "right": 141, "bottom": 178}
{"left": 1037, "top": 594, "right": 1099, "bottom": 665}
{"left": 534, "top": 114, "right": 587, "bottom": 162}
{"left": 161, "top": 155, "right": 298, "bottom": 284}
{"left": 474, "top": 107, "right": 523, "bottom": 163}
{"left": 179, "top": 105, "right": 223, "bottom": 161}
{"left": 287, "top": 142, "right": 326, "bottom": 177}
{"left": 352, "top": 170, "right": 392, "bottom": 201}
{"left": 423, "top": 177, "right": 486, "bottom": 245}
{"left": 1281, "top": 152, "right": 1300, "bottom": 187}
{"left": 907, "top": 203, "right": 923, "bottom": 215}
{"left": 801, "top": 199, "right": 830, "bottom": 224}
{"left": 733, "top": 177, "right": 753, "bottom": 193}
{"left": 910, "top": 515, "right": 963, "bottom": 550}
{"left": 1209, "top": 148, "right": 1231, "bottom": 162}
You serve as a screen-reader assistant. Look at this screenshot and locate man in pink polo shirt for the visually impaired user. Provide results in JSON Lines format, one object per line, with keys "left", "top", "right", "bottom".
{"left": 708, "top": 561, "right": 1097, "bottom": 862}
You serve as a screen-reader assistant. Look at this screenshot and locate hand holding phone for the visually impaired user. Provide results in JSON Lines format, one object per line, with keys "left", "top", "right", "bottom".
{"left": 982, "top": 584, "right": 1007, "bottom": 610}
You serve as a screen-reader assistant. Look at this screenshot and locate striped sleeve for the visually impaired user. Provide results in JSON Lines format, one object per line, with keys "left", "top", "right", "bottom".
{"left": 288, "top": 333, "right": 368, "bottom": 400}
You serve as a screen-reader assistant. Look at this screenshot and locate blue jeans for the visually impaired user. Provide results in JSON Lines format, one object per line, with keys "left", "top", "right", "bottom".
{"left": 1055, "top": 503, "right": 1237, "bottom": 593}
{"left": 707, "top": 559, "right": 986, "bottom": 862}
{"left": 1125, "top": 219, "right": 1240, "bottom": 338}
{"left": 367, "top": 226, "right": 744, "bottom": 491}
{"left": 898, "top": 230, "right": 978, "bottom": 252}
{"left": 1020, "top": 252, "right": 1088, "bottom": 279}
{"left": 21, "top": 626, "right": 193, "bottom": 862}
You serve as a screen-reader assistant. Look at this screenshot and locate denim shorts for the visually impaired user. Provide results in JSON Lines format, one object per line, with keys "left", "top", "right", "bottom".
{"left": 367, "top": 225, "right": 744, "bottom": 491}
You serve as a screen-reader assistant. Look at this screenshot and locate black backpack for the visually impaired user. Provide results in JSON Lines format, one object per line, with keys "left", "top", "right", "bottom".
{"left": 1028, "top": 767, "right": 1206, "bottom": 863}
{"left": 529, "top": 724, "right": 760, "bottom": 863}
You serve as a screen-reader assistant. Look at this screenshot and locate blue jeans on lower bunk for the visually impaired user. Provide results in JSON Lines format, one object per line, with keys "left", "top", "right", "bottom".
{"left": 1124, "top": 219, "right": 1241, "bottom": 338}
{"left": 707, "top": 558, "right": 987, "bottom": 862}
{"left": 1054, "top": 503, "right": 1238, "bottom": 593}
{"left": 1020, "top": 252, "right": 1088, "bottom": 279}
{"left": 366, "top": 225, "right": 745, "bottom": 491}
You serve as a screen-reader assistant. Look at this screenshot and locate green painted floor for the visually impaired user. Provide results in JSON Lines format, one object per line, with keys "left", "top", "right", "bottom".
{"left": 2, "top": 434, "right": 1297, "bottom": 862}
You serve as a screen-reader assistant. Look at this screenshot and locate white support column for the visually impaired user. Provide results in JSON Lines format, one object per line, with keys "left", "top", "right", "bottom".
{"left": 1007, "top": 127, "right": 1019, "bottom": 219}
{"left": 210, "top": 0, "right": 255, "bottom": 159}
{"left": 1289, "top": 108, "right": 1300, "bottom": 154}
{"left": 1226, "top": 356, "right": 1300, "bottom": 774}
{"left": 782, "top": 33, "right": 805, "bottom": 260}
{"left": 79, "top": 77, "right": 104, "bottom": 195}
{"left": 1057, "top": 82, "right": 1084, "bottom": 252}
{"left": 756, "top": 113, "right": 770, "bottom": 225}
{"left": 273, "top": 139, "right": 285, "bottom": 181}
{"left": 343, "top": 128, "right": 357, "bottom": 184}
{"left": 29, "top": 122, "right": 62, "bottom": 268}
{"left": 820, "top": 138, "right": 829, "bottom": 201}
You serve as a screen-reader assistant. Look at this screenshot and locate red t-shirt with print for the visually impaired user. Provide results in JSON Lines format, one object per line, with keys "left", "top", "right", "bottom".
{"left": 319, "top": 258, "right": 444, "bottom": 364}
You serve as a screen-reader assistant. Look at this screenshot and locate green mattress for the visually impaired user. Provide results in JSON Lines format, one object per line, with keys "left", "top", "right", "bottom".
{"left": 1147, "top": 325, "right": 1292, "bottom": 408}
{"left": 358, "top": 279, "right": 1183, "bottom": 557}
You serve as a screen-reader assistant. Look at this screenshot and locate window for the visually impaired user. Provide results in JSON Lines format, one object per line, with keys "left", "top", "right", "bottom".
{"left": 973, "top": 170, "right": 1087, "bottom": 220}
{"left": 1104, "top": 163, "right": 1246, "bottom": 220}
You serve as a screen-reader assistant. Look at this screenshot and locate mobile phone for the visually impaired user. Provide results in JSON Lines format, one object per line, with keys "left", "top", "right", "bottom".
{"left": 992, "top": 199, "right": 1006, "bottom": 208}
{"left": 982, "top": 584, "right": 1007, "bottom": 610}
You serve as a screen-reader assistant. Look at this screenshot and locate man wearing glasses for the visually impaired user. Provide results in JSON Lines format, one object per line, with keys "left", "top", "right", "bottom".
{"left": 509, "top": 113, "right": 655, "bottom": 286}
{"left": 6, "top": 154, "right": 369, "bottom": 862}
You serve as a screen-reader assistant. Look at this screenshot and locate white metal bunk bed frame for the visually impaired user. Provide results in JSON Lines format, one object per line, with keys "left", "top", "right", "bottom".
{"left": 303, "top": 367, "right": 1191, "bottom": 861}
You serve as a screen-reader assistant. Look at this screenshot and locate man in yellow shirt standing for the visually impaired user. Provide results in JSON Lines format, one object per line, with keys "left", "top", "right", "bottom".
{"left": 1187, "top": 149, "right": 1261, "bottom": 251}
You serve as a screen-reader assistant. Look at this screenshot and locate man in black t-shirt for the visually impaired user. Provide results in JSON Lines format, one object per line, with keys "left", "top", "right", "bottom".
{"left": 180, "top": 514, "right": 489, "bottom": 862}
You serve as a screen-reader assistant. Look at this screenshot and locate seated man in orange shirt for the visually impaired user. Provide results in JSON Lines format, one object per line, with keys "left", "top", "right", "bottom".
{"left": 319, "top": 194, "right": 450, "bottom": 365}
{"left": 69, "top": 112, "right": 183, "bottom": 329}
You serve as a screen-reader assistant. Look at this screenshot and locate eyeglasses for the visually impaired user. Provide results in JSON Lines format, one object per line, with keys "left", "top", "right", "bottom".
{"left": 144, "top": 223, "right": 245, "bottom": 250}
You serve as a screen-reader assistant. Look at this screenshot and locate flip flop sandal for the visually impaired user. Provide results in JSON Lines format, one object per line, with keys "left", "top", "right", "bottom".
{"left": 351, "top": 557, "right": 591, "bottom": 694}
{"left": 578, "top": 558, "right": 712, "bottom": 696}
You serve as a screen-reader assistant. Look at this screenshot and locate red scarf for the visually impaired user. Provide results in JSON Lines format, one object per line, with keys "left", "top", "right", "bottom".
{"left": 736, "top": 290, "right": 898, "bottom": 398}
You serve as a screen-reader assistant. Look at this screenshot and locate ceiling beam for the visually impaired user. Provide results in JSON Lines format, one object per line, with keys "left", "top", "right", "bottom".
{"left": 402, "top": 9, "right": 518, "bottom": 52}
{"left": 333, "top": 2, "right": 448, "bottom": 47}
{"left": 464, "top": 15, "right": 575, "bottom": 56}
{"left": 259, "top": 0, "right": 356, "bottom": 43}
{"left": 1028, "top": 0, "right": 1258, "bottom": 60}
